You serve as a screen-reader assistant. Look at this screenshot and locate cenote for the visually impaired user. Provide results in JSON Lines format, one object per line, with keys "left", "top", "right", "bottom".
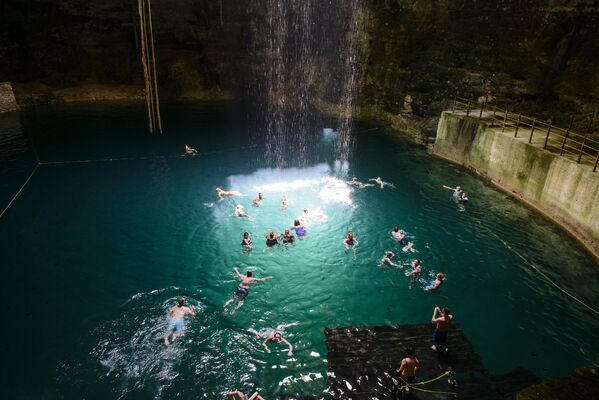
{"left": 0, "top": 102, "right": 598, "bottom": 399}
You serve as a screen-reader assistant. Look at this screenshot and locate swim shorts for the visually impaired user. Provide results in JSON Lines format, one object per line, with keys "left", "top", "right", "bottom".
{"left": 233, "top": 286, "right": 250, "bottom": 300}
{"left": 432, "top": 329, "right": 447, "bottom": 344}
{"left": 168, "top": 319, "right": 185, "bottom": 332}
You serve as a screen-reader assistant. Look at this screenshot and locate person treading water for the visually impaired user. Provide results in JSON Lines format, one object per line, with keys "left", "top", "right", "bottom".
{"left": 281, "top": 229, "right": 296, "bottom": 246}
{"left": 235, "top": 205, "right": 249, "bottom": 218}
{"left": 291, "top": 219, "right": 307, "bottom": 239}
{"left": 253, "top": 193, "right": 263, "bottom": 207}
{"left": 381, "top": 251, "right": 401, "bottom": 267}
{"left": 241, "top": 232, "right": 252, "bottom": 252}
{"left": 280, "top": 195, "right": 288, "bottom": 211}
{"left": 264, "top": 230, "right": 281, "bottom": 248}
{"left": 163, "top": 297, "right": 196, "bottom": 346}
{"left": 425, "top": 272, "right": 445, "bottom": 291}
{"left": 431, "top": 306, "right": 453, "bottom": 353}
{"left": 223, "top": 267, "right": 273, "bottom": 314}
{"left": 392, "top": 227, "right": 409, "bottom": 246}
{"left": 249, "top": 322, "right": 300, "bottom": 357}
{"left": 405, "top": 259, "right": 422, "bottom": 280}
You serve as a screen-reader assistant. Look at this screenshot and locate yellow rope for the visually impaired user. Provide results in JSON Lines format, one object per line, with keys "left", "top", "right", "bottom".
{"left": 398, "top": 371, "right": 458, "bottom": 397}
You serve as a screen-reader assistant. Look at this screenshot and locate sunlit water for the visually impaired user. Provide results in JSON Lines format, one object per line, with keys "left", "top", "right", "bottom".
{"left": 0, "top": 102, "right": 598, "bottom": 399}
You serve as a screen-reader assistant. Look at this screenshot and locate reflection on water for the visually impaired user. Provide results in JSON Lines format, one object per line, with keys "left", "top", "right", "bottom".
{"left": 0, "top": 103, "right": 598, "bottom": 399}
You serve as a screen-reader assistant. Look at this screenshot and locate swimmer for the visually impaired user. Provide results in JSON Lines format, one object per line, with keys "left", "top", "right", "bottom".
{"left": 280, "top": 195, "right": 288, "bottom": 211}
{"left": 405, "top": 259, "right": 422, "bottom": 279}
{"left": 234, "top": 205, "right": 249, "bottom": 218}
{"left": 392, "top": 226, "right": 409, "bottom": 245}
{"left": 402, "top": 241, "right": 416, "bottom": 253}
{"left": 227, "top": 391, "right": 266, "bottom": 400}
{"left": 184, "top": 145, "right": 198, "bottom": 155}
{"left": 281, "top": 229, "right": 296, "bottom": 246}
{"left": 263, "top": 331, "right": 294, "bottom": 357}
{"left": 264, "top": 230, "right": 281, "bottom": 248}
{"left": 223, "top": 268, "right": 273, "bottom": 314}
{"left": 343, "top": 229, "right": 358, "bottom": 250}
{"left": 241, "top": 232, "right": 252, "bottom": 252}
{"left": 346, "top": 177, "right": 374, "bottom": 189}
{"left": 425, "top": 273, "right": 445, "bottom": 291}
{"left": 163, "top": 297, "right": 196, "bottom": 346}
{"left": 253, "top": 193, "right": 264, "bottom": 207}
{"left": 369, "top": 177, "right": 394, "bottom": 189}
{"left": 290, "top": 219, "right": 307, "bottom": 239}
{"left": 216, "top": 187, "right": 244, "bottom": 201}
{"left": 431, "top": 306, "right": 453, "bottom": 353}
{"left": 398, "top": 347, "right": 420, "bottom": 393}
{"left": 300, "top": 208, "right": 326, "bottom": 226}
{"left": 443, "top": 185, "right": 464, "bottom": 198}
{"left": 249, "top": 322, "right": 300, "bottom": 357}
{"left": 459, "top": 192, "right": 469, "bottom": 204}
{"left": 382, "top": 251, "right": 401, "bottom": 267}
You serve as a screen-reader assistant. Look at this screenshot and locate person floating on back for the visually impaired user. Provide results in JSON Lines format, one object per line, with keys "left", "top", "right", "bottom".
{"left": 398, "top": 346, "right": 420, "bottom": 393}
{"left": 223, "top": 267, "right": 272, "bottom": 314}
{"left": 227, "top": 391, "right": 265, "bottom": 400}
{"left": 184, "top": 145, "right": 198, "bottom": 156}
{"left": 425, "top": 273, "right": 445, "bottom": 291}
{"left": 163, "top": 297, "right": 196, "bottom": 346}
{"left": 382, "top": 251, "right": 401, "bottom": 267}
{"left": 431, "top": 306, "right": 453, "bottom": 353}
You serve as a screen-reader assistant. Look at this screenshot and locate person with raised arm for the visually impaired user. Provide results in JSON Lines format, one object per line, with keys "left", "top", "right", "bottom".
{"left": 431, "top": 306, "right": 453, "bottom": 353}
{"left": 223, "top": 268, "right": 273, "bottom": 314}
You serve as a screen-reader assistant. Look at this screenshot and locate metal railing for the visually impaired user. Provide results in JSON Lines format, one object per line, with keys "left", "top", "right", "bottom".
{"left": 450, "top": 96, "right": 599, "bottom": 172}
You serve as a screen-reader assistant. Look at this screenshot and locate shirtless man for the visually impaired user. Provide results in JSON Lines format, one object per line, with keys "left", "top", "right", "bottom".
{"left": 164, "top": 297, "right": 196, "bottom": 346}
{"left": 253, "top": 193, "right": 264, "bottom": 207}
{"left": 405, "top": 259, "right": 422, "bottom": 279}
{"left": 425, "top": 273, "right": 445, "bottom": 291}
{"left": 343, "top": 230, "right": 358, "bottom": 250}
{"left": 227, "top": 391, "right": 265, "bottom": 400}
{"left": 346, "top": 177, "right": 373, "bottom": 189}
{"left": 249, "top": 322, "right": 300, "bottom": 357}
{"left": 185, "top": 145, "right": 198, "bottom": 155}
{"left": 431, "top": 306, "right": 453, "bottom": 352}
{"left": 235, "top": 205, "right": 249, "bottom": 218}
{"left": 398, "top": 347, "right": 420, "bottom": 393}
{"left": 223, "top": 268, "right": 273, "bottom": 314}
{"left": 382, "top": 251, "right": 401, "bottom": 267}
{"left": 216, "top": 187, "right": 243, "bottom": 201}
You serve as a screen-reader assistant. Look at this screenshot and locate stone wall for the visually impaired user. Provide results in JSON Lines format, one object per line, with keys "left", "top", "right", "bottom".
{"left": 432, "top": 111, "right": 599, "bottom": 259}
{"left": 0, "top": 82, "right": 18, "bottom": 113}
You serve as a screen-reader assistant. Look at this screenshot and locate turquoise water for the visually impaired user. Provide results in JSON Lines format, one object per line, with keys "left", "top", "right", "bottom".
{"left": 0, "top": 102, "right": 598, "bottom": 399}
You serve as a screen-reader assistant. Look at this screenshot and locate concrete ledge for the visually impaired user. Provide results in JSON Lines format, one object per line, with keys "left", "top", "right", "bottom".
{"left": 432, "top": 111, "right": 599, "bottom": 261}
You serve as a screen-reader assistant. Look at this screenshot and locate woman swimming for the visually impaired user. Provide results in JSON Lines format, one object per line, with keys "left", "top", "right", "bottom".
{"left": 241, "top": 232, "right": 252, "bottom": 252}
{"left": 344, "top": 230, "right": 358, "bottom": 250}
{"left": 290, "top": 219, "right": 306, "bottom": 239}
{"left": 264, "top": 230, "right": 281, "bottom": 248}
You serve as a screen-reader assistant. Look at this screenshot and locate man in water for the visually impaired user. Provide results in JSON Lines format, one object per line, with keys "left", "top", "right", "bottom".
{"left": 249, "top": 322, "right": 300, "bottom": 357}
{"left": 405, "top": 259, "right": 422, "bottom": 279}
{"left": 382, "top": 251, "right": 401, "bottom": 267}
{"left": 431, "top": 306, "right": 453, "bottom": 352}
{"left": 163, "top": 297, "right": 196, "bottom": 346}
{"left": 281, "top": 229, "right": 296, "bottom": 246}
{"left": 280, "top": 195, "right": 289, "bottom": 211}
{"left": 227, "top": 391, "right": 266, "bottom": 400}
{"left": 253, "top": 192, "right": 263, "bottom": 207}
{"left": 216, "top": 187, "right": 243, "bottom": 200}
{"left": 343, "top": 229, "right": 358, "bottom": 250}
{"left": 223, "top": 267, "right": 273, "bottom": 314}
{"left": 392, "top": 227, "right": 409, "bottom": 245}
{"left": 425, "top": 273, "right": 445, "bottom": 291}
{"left": 241, "top": 232, "right": 252, "bottom": 252}
{"left": 235, "top": 205, "right": 249, "bottom": 218}
{"left": 264, "top": 230, "right": 281, "bottom": 248}
{"left": 184, "top": 145, "right": 198, "bottom": 155}
{"left": 397, "top": 346, "right": 420, "bottom": 393}
{"left": 347, "top": 177, "right": 373, "bottom": 189}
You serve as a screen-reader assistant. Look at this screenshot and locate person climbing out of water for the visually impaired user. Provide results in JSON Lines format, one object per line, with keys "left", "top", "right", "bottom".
{"left": 223, "top": 268, "right": 273, "bottom": 314}
{"left": 344, "top": 229, "right": 358, "bottom": 250}
{"left": 184, "top": 145, "right": 198, "bottom": 155}
{"left": 227, "top": 391, "right": 266, "bottom": 400}
{"left": 382, "top": 251, "right": 401, "bottom": 267}
{"left": 405, "top": 259, "right": 422, "bottom": 279}
{"left": 425, "top": 273, "right": 445, "bottom": 291}
{"left": 431, "top": 306, "right": 453, "bottom": 353}
{"left": 216, "top": 187, "right": 244, "bottom": 201}
{"left": 235, "top": 205, "right": 249, "bottom": 218}
{"left": 280, "top": 195, "right": 289, "bottom": 211}
{"left": 253, "top": 193, "right": 263, "bottom": 207}
{"left": 290, "top": 219, "right": 306, "bottom": 239}
{"left": 397, "top": 346, "right": 420, "bottom": 394}
{"left": 163, "top": 297, "right": 196, "bottom": 346}
{"left": 392, "top": 227, "right": 409, "bottom": 245}
{"left": 241, "top": 232, "right": 252, "bottom": 252}
{"left": 264, "top": 230, "right": 281, "bottom": 248}
{"left": 281, "top": 229, "right": 296, "bottom": 246}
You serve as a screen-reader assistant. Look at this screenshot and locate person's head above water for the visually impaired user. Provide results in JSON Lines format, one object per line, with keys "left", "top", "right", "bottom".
{"left": 246, "top": 270, "right": 253, "bottom": 278}
{"left": 386, "top": 251, "right": 394, "bottom": 258}
{"left": 273, "top": 332, "right": 283, "bottom": 342}
{"left": 437, "top": 273, "right": 445, "bottom": 281}
{"left": 294, "top": 219, "right": 301, "bottom": 226}
{"left": 285, "top": 229, "right": 290, "bottom": 234}
{"left": 303, "top": 208, "right": 308, "bottom": 214}
{"left": 393, "top": 226, "right": 399, "bottom": 232}
{"left": 177, "top": 297, "right": 185, "bottom": 307}
{"left": 442, "top": 306, "right": 450, "bottom": 315}
{"left": 351, "top": 177, "right": 358, "bottom": 182}
{"left": 216, "top": 187, "right": 222, "bottom": 192}
{"left": 414, "top": 259, "right": 421, "bottom": 266}
{"left": 456, "top": 186, "right": 462, "bottom": 191}
{"left": 269, "top": 231, "right": 275, "bottom": 239}
{"left": 243, "top": 232, "right": 249, "bottom": 238}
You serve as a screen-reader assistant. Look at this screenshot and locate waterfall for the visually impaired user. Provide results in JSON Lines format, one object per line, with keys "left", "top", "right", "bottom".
{"left": 257, "top": 0, "right": 364, "bottom": 168}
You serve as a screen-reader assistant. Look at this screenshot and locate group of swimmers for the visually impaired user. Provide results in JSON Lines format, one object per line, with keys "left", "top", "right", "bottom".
{"left": 443, "top": 185, "right": 469, "bottom": 204}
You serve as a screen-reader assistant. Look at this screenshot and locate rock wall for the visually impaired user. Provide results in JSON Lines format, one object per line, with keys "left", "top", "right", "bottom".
{"left": 433, "top": 111, "right": 599, "bottom": 259}
{"left": 0, "top": 82, "right": 18, "bottom": 113}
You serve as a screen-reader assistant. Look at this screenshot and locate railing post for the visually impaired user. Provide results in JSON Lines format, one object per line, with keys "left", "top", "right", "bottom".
{"left": 543, "top": 125, "right": 552, "bottom": 149}
{"left": 466, "top": 99, "right": 471, "bottom": 116}
{"left": 501, "top": 111, "right": 508, "bottom": 132}
{"left": 479, "top": 101, "right": 485, "bottom": 119}
{"left": 594, "top": 152, "right": 599, "bottom": 172}
{"left": 528, "top": 118, "right": 536, "bottom": 143}
{"left": 587, "top": 111, "right": 596, "bottom": 133}
{"left": 490, "top": 108, "right": 497, "bottom": 127}
{"left": 560, "top": 116, "right": 574, "bottom": 156}
{"left": 514, "top": 113, "right": 522, "bottom": 137}
{"left": 452, "top": 96, "right": 457, "bottom": 113}
{"left": 577, "top": 135, "right": 587, "bottom": 163}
